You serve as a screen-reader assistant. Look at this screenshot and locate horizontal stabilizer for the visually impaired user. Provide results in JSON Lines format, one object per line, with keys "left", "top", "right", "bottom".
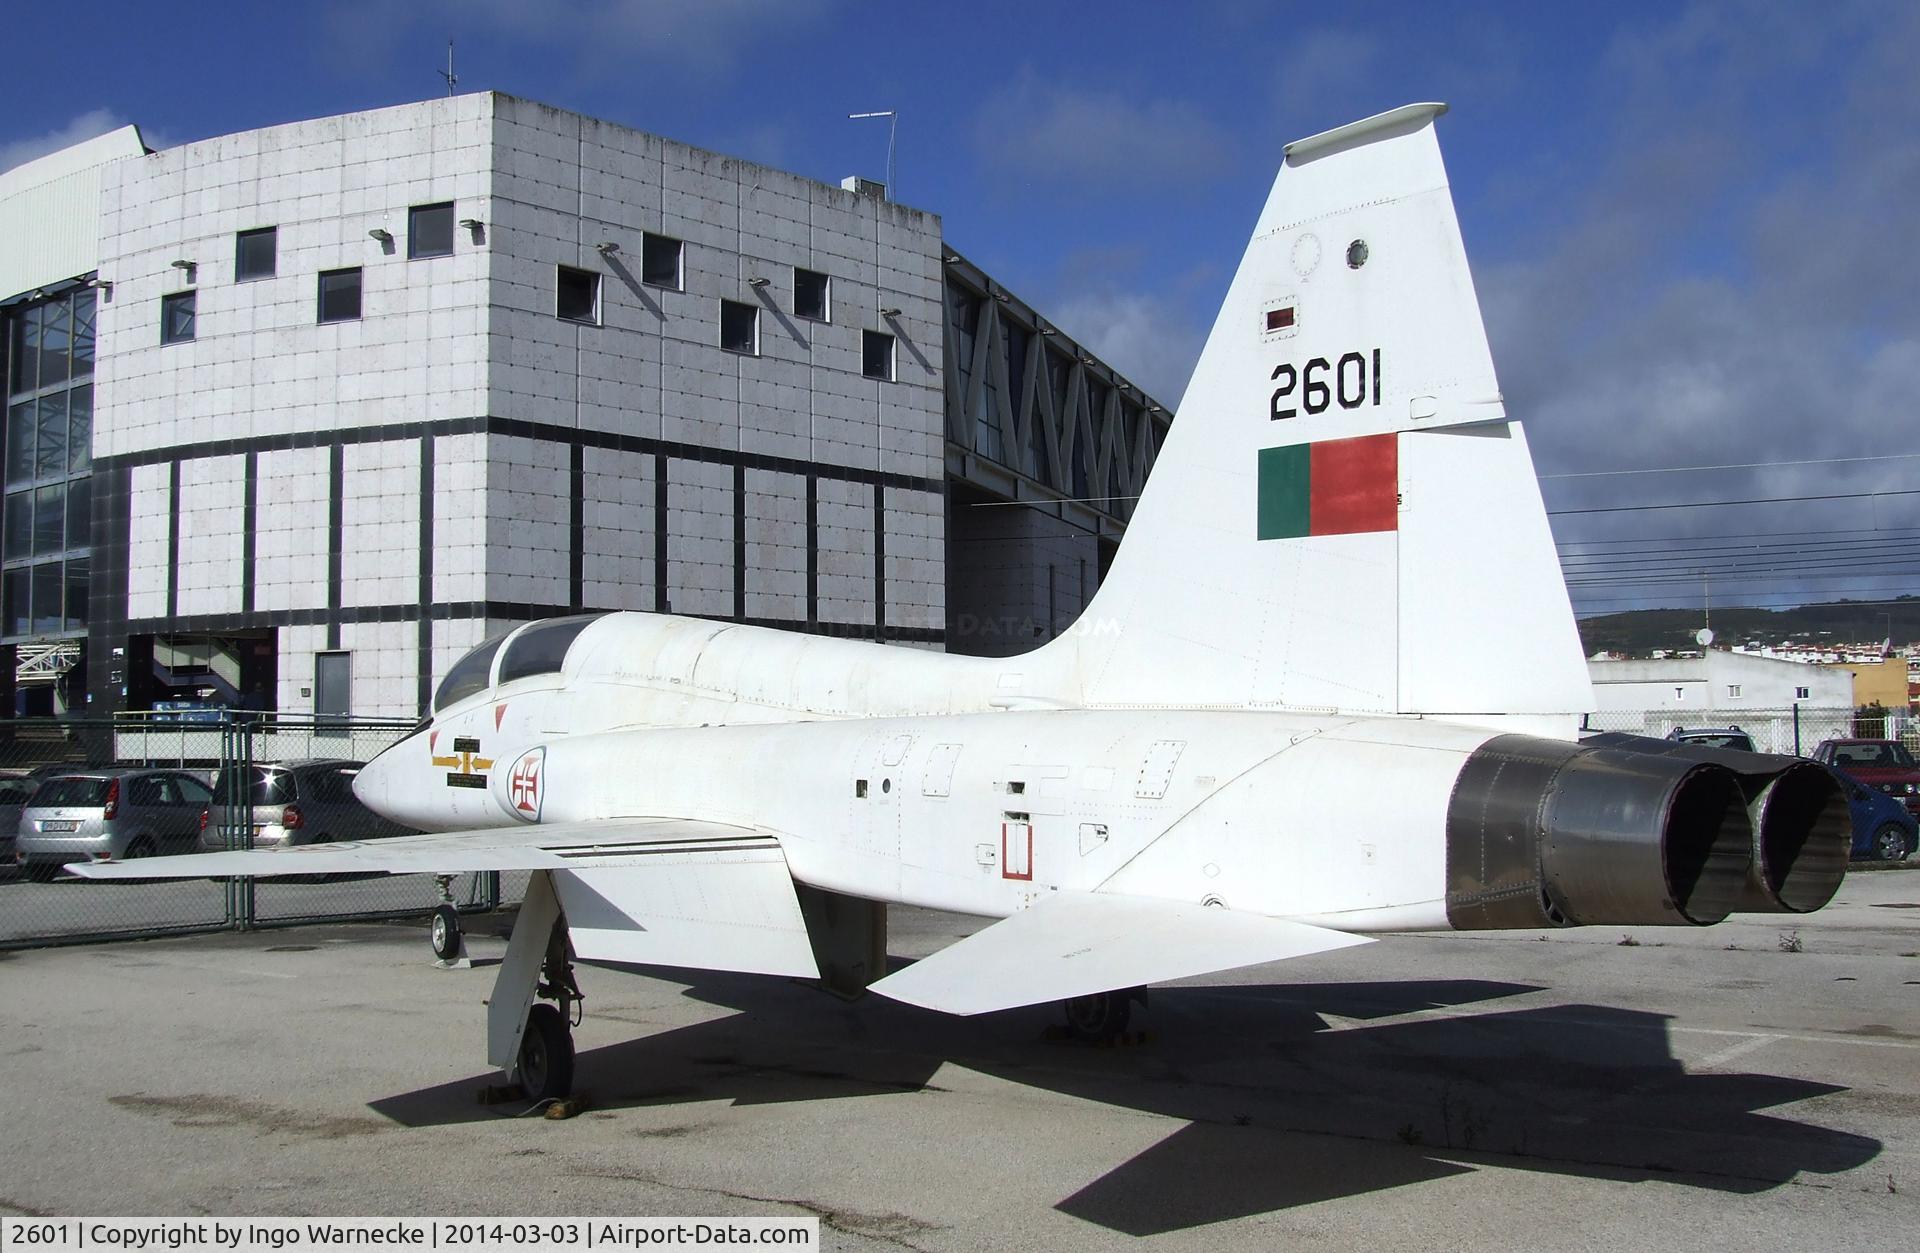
{"left": 63, "top": 818, "right": 779, "bottom": 879}
{"left": 869, "top": 892, "right": 1371, "bottom": 1015}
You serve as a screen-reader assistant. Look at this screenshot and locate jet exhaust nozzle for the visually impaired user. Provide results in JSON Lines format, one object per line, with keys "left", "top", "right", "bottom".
{"left": 1579, "top": 734, "right": 1849, "bottom": 915}
{"left": 1445, "top": 734, "right": 1758, "bottom": 929}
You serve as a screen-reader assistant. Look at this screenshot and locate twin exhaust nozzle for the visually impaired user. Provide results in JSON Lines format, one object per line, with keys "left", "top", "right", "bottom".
{"left": 1446, "top": 733, "right": 1850, "bottom": 930}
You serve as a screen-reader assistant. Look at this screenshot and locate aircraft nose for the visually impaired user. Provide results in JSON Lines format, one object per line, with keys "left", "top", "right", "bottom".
{"left": 353, "top": 741, "right": 398, "bottom": 815}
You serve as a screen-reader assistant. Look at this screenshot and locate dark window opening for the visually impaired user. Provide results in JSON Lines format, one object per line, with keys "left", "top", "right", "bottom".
{"left": 235, "top": 227, "right": 277, "bottom": 281}
{"left": 794, "top": 268, "right": 830, "bottom": 321}
{"left": 161, "top": 291, "right": 196, "bottom": 345}
{"left": 863, "top": 330, "right": 894, "bottom": 380}
{"left": 854, "top": 779, "right": 868, "bottom": 798}
{"left": 720, "top": 300, "right": 758, "bottom": 355}
{"left": 408, "top": 202, "right": 455, "bottom": 259}
{"left": 557, "top": 266, "right": 600, "bottom": 324}
{"left": 317, "top": 268, "right": 362, "bottom": 323}
{"left": 642, "top": 233, "right": 682, "bottom": 289}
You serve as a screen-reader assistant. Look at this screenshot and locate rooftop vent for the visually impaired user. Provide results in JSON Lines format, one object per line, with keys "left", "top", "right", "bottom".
{"left": 840, "top": 175, "right": 887, "bottom": 199}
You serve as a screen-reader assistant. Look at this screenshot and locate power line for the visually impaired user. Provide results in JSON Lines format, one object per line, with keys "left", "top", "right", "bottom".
{"left": 1547, "top": 489, "right": 1920, "bottom": 516}
{"left": 1557, "top": 525, "right": 1920, "bottom": 549}
{"left": 1540, "top": 452, "right": 1920, "bottom": 480}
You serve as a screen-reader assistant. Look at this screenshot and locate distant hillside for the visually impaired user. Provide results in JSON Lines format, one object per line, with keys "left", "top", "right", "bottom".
{"left": 1577, "top": 597, "right": 1920, "bottom": 657}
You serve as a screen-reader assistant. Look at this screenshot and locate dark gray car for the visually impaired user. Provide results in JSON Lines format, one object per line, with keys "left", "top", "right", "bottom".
{"left": 200, "top": 759, "right": 413, "bottom": 851}
{"left": 15, "top": 770, "right": 213, "bottom": 880}
{"left": 0, "top": 772, "right": 38, "bottom": 871}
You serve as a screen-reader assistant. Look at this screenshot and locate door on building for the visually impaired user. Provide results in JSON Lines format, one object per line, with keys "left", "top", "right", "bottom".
{"left": 315, "top": 651, "right": 351, "bottom": 730}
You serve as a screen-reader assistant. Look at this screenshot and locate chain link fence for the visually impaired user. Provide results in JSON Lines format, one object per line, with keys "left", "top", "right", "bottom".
{"left": 0, "top": 716, "right": 523, "bottom": 949}
{"left": 1581, "top": 703, "right": 1912, "bottom": 756}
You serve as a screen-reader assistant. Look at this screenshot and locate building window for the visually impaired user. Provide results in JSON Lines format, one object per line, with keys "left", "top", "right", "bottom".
{"left": 235, "top": 227, "right": 277, "bottom": 281}
{"left": 161, "top": 291, "right": 196, "bottom": 345}
{"left": 1796, "top": 686, "right": 1810, "bottom": 700}
{"left": 408, "top": 202, "right": 455, "bottom": 259}
{"left": 556, "top": 266, "right": 600, "bottom": 324}
{"left": 1726, "top": 684, "right": 1742, "bottom": 698}
{"left": 720, "top": 300, "right": 758, "bottom": 354}
{"left": 794, "top": 268, "right": 830, "bottom": 321}
{"left": 642, "top": 232, "right": 682, "bottom": 289}
{"left": 863, "top": 330, "right": 895, "bottom": 380}
{"left": 317, "top": 268, "right": 362, "bottom": 323}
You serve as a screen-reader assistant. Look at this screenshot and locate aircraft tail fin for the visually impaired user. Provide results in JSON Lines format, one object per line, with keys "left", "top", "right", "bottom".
{"left": 1052, "top": 104, "right": 1590, "bottom": 727}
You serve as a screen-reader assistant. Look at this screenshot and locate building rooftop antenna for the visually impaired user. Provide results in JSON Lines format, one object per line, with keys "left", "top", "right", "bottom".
{"left": 438, "top": 41, "right": 458, "bottom": 97}
{"left": 848, "top": 110, "right": 896, "bottom": 201}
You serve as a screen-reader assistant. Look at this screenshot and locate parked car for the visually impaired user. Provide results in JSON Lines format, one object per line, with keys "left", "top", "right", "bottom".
{"left": 14, "top": 770, "right": 214, "bottom": 881}
{"left": 1666, "top": 725, "right": 1758, "bottom": 752}
{"left": 1836, "top": 769, "right": 1918, "bottom": 861}
{"left": 0, "top": 771, "right": 38, "bottom": 871}
{"left": 1809, "top": 739, "right": 1920, "bottom": 820}
{"left": 199, "top": 759, "right": 413, "bottom": 851}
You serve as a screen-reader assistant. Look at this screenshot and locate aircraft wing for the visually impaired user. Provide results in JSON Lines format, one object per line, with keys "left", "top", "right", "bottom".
{"left": 69, "top": 819, "right": 822, "bottom": 980}
{"left": 62, "top": 818, "right": 780, "bottom": 878}
{"left": 870, "top": 891, "right": 1371, "bottom": 1015}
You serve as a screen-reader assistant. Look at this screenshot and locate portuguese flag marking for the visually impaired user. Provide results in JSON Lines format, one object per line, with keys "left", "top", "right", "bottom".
{"left": 1257, "top": 432, "right": 1399, "bottom": 540}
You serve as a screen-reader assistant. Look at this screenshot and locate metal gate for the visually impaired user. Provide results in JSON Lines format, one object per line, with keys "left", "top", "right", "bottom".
{"left": 0, "top": 715, "right": 516, "bottom": 949}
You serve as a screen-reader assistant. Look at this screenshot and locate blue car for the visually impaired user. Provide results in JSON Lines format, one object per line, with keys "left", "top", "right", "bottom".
{"left": 1838, "top": 768, "right": 1918, "bottom": 861}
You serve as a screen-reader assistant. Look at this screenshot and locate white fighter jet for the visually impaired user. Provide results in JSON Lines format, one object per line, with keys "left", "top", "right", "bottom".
{"left": 78, "top": 104, "right": 1849, "bottom": 1103}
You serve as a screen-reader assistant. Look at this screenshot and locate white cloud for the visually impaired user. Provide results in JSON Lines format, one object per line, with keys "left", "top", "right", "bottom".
{"left": 0, "top": 109, "right": 129, "bottom": 177}
{"left": 974, "top": 74, "right": 1231, "bottom": 188}
{"left": 1469, "top": 3, "right": 1920, "bottom": 610}
{"left": 1044, "top": 288, "right": 1206, "bottom": 409}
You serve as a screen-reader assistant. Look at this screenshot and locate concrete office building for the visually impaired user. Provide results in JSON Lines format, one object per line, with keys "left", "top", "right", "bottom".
{"left": 0, "top": 94, "right": 1169, "bottom": 719}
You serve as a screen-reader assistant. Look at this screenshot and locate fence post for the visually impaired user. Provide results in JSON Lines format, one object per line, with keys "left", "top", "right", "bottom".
{"left": 1793, "top": 702, "right": 1802, "bottom": 756}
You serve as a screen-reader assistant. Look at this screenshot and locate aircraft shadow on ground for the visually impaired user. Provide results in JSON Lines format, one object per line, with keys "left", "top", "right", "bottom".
{"left": 369, "top": 973, "right": 1881, "bottom": 1236}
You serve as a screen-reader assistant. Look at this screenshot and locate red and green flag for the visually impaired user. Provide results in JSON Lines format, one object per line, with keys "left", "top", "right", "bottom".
{"left": 1257, "top": 433, "right": 1398, "bottom": 540}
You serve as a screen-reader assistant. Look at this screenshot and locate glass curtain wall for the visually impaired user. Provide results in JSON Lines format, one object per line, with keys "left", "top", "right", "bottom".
{"left": 2, "top": 287, "right": 94, "bottom": 639}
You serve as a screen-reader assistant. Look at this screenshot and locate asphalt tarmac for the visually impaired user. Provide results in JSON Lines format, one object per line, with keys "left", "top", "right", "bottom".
{"left": 3, "top": 870, "right": 1918, "bottom": 1250}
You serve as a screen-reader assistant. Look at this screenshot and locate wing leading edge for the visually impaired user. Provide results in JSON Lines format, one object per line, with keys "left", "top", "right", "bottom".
{"left": 62, "top": 817, "right": 774, "bottom": 878}
{"left": 869, "top": 891, "right": 1371, "bottom": 1015}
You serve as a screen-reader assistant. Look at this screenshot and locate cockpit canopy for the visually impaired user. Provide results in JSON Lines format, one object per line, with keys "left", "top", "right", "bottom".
{"left": 432, "top": 614, "right": 606, "bottom": 713}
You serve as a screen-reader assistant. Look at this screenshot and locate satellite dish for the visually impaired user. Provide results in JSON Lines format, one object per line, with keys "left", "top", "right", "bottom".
{"left": 1695, "top": 628, "right": 1714, "bottom": 647}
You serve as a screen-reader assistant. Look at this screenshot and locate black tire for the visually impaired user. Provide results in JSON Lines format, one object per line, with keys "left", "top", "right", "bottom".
{"left": 1872, "top": 823, "right": 1910, "bottom": 862}
{"left": 429, "top": 904, "right": 463, "bottom": 961}
{"left": 1063, "top": 991, "right": 1132, "bottom": 1043}
{"left": 123, "top": 836, "right": 156, "bottom": 860}
{"left": 516, "top": 1003, "right": 575, "bottom": 1101}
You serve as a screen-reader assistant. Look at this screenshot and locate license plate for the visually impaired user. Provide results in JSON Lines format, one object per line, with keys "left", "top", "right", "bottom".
{"left": 41, "top": 820, "right": 78, "bottom": 833}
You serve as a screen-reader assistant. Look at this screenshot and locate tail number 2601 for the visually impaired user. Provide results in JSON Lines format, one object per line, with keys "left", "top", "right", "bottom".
{"left": 1271, "top": 349, "right": 1381, "bottom": 420}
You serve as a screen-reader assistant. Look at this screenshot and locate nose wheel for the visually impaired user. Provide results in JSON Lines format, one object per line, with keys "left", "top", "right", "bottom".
{"left": 429, "top": 904, "right": 463, "bottom": 962}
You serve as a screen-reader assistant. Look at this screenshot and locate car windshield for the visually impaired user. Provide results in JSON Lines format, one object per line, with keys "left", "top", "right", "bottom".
{"left": 33, "top": 777, "right": 110, "bottom": 807}
{"left": 211, "top": 768, "right": 295, "bottom": 806}
{"left": 1835, "top": 743, "right": 1916, "bottom": 768}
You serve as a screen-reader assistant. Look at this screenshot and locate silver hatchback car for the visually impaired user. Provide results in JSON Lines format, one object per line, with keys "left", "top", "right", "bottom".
{"left": 15, "top": 770, "right": 213, "bottom": 881}
{"left": 199, "top": 759, "right": 413, "bottom": 850}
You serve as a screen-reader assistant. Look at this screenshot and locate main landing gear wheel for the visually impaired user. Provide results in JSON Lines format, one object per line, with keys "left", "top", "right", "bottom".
{"left": 429, "top": 904, "right": 463, "bottom": 961}
{"left": 1062, "top": 990, "right": 1133, "bottom": 1043}
{"left": 516, "top": 1003, "right": 575, "bottom": 1102}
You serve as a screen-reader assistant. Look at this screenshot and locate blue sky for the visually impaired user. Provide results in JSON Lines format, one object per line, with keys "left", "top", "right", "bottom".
{"left": 6, "top": 1, "right": 1918, "bottom": 615}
